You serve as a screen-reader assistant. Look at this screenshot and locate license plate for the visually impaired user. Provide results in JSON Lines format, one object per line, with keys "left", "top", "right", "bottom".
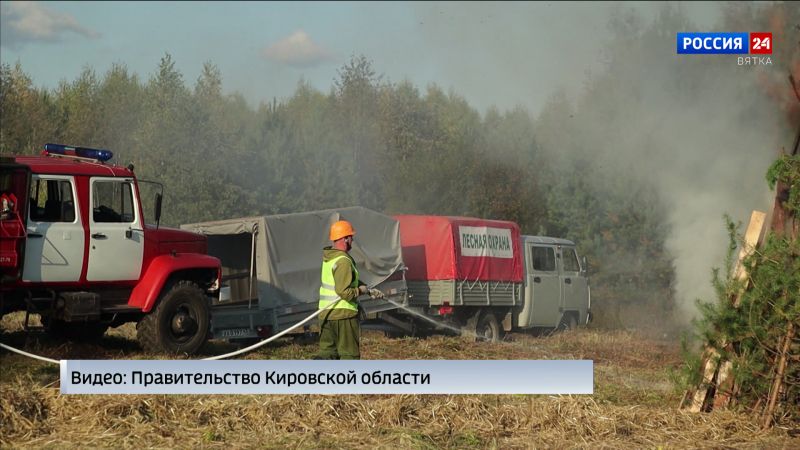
{"left": 220, "top": 328, "right": 250, "bottom": 338}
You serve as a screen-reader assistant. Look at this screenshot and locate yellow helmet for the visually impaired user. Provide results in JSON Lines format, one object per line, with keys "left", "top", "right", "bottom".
{"left": 329, "top": 220, "right": 356, "bottom": 241}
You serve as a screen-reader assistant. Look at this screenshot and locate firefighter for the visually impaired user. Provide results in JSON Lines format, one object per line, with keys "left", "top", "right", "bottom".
{"left": 316, "top": 220, "right": 382, "bottom": 360}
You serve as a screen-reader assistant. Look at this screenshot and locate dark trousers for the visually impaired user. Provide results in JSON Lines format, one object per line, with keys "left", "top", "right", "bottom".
{"left": 318, "top": 317, "right": 360, "bottom": 360}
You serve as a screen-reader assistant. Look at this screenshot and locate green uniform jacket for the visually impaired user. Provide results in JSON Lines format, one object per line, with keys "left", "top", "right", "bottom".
{"left": 320, "top": 247, "right": 365, "bottom": 321}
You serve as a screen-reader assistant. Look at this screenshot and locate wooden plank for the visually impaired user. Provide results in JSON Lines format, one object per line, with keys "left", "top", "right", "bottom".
{"left": 712, "top": 360, "right": 735, "bottom": 409}
{"left": 686, "top": 347, "right": 720, "bottom": 412}
{"left": 714, "top": 211, "right": 767, "bottom": 408}
{"left": 732, "top": 211, "right": 766, "bottom": 307}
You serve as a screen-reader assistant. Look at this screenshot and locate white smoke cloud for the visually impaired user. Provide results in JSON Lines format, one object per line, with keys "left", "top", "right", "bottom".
{"left": 0, "top": 1, "right": 100, "bottom": 48}
{"left": 261, "top": 29, "right": 334, "bottom": 68}
{"left": 410, "top": 2, "right": 791, "bottom": 325}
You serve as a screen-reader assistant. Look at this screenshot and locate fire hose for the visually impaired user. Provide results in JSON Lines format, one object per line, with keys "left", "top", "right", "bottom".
{"left": 0, "top": 298, "right": 350, "bottom": 364}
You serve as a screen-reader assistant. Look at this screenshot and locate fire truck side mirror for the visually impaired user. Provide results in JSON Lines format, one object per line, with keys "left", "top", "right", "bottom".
{"left": 154, "top": 193, "right": 163, "bottom": 226}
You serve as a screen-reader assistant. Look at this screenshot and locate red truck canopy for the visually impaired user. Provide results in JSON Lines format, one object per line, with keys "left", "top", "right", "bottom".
{"left": 395, "top": 215, "right": 523, "bottom": 282}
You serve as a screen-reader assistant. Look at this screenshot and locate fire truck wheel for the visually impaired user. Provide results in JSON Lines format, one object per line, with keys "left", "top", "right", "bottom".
{"left": 137, "top": 280, "right": 210, "bottom": 354}
{"left": 44, "top": 318, "right": 109, "bottom": 341}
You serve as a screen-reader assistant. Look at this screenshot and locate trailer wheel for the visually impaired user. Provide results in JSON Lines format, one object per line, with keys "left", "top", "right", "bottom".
{"left": 137, "top": 280, "right": 210, "bottom": 354}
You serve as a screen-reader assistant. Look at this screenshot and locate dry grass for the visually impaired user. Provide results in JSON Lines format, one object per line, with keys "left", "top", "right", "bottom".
{"left": 3, "top": 388, "right": 795, "bottom": 449}
{"left": 1, "top": 312, "right": 798, "bottom": 449}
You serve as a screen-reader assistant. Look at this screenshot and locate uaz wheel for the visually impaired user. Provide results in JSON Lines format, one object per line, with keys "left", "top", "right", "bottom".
{"left": 476, "top": 312, "right": 503, "bottom": 343}
{"left": 556, "top": 313, "right": 578, "bottom": 332}
{"left": 463, "top": 311, "right": 503, "bottom": 343}
{"left": 137, "top": 280, "right": 210, "bottom": 354}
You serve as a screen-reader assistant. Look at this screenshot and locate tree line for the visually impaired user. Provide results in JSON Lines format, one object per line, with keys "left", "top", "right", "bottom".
{"left": 0, "top": 53, "right": 672, "bottom": 328}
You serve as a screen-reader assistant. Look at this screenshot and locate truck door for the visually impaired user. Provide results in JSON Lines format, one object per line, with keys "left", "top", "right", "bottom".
{"left": 23, "top": 175, "right": 84, "bottom": 282}
{"left": 560, "top": 246, "right": 588, "bottom": 322}
{"left": 86, "top": 177, "right": 144, "bottom": 281}
{"left": 528, "top": 245, "right": 561, "bottom": 327}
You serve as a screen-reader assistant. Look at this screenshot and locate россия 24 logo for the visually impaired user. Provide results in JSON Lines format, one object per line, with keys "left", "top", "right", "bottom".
{"left": 677, "top": 32, "right": 772, "bottom": 54}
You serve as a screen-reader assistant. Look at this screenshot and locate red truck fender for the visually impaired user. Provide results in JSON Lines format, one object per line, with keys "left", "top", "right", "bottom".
{"left": 128, "top": 253, "right": 221, "bottom": 313}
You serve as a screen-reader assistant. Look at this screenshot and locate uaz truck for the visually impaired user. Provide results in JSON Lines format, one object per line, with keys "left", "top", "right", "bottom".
{"left": 378, "top": 215, "right": 591, "bottom": 342}
{"left": 1, "top": 144, "right": 220, "bottom": 354}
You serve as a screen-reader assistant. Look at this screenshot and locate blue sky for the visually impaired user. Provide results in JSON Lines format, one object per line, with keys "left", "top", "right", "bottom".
{"left": 1, "top": 1, "right": 720, "bottom": 114}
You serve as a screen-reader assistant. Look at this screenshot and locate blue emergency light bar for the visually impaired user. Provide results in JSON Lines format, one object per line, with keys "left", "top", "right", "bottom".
{"left": 43, "top": 143, "right": 114, "bottom": 162}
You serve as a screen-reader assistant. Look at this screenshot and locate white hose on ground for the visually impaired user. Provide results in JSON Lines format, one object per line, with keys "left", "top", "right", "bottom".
{"left": 0, "top": 301, "right": 340, "bottom": 364}
{"left": 0, "top": 342, "right": 59, "bottom": 364}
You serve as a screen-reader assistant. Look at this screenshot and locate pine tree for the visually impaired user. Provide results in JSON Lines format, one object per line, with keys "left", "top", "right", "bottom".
{"left": 686, "top": 154, "right": 799, "bottom": 426}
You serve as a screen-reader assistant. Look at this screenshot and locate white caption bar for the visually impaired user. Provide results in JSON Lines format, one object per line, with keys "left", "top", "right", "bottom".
{"left": 60, "top": 360, "right": 593, "bottom": 395}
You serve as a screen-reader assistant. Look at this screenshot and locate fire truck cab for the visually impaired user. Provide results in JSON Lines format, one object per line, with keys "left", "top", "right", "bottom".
{"left": 1, "top": 144, "right": 220, "bottom": 354}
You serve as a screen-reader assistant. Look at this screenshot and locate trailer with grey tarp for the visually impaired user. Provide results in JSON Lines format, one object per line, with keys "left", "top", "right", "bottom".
{"left": 181, "top": 207, "right": 408, "bottom": 341}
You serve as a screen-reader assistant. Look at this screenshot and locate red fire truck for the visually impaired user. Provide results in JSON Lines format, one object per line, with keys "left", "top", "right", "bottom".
{"left": 1, "top": 144, "right": 220, "bottom": 354}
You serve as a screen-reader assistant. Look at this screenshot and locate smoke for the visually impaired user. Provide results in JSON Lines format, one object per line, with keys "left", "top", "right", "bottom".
{"left": 589, "top": 54, "right": 784, "bottom": 320}
{"left": 412, "top": 3, "right": 798, "bottom": 321}
{"left": 573, "top": 4, "right": 797, "bottom": 320}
